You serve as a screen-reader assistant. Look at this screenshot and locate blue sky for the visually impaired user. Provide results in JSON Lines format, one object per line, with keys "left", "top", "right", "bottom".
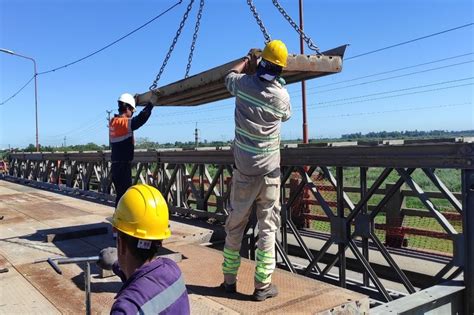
{"left": 1, "top": 0, "right": 473, "bottom": 149}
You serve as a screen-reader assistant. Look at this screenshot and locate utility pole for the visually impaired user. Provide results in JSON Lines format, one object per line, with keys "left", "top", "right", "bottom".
{"left": 63, "top": 136, "right": 67, "bottom": 147}
{"left": 106, "top": 110, "right": 112, "bottom": 149}
{"left": 194, "top": 123, "right": 200, "bottom": 148}
{"left": 0, "top": 48, "right": 39, "bottom": 151}
{"left": 299, "top": 0, "right": 309, "bottom": 144}
{"left": 106, "top": 110, "right": 112, "bottom": 127}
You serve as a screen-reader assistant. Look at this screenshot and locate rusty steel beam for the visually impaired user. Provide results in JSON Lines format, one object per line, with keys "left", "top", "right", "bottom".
{"left": 136, "top": 45, "right": 347, "bottom": 107}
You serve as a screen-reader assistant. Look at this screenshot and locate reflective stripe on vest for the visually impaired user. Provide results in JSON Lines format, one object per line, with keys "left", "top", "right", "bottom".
{"left": 137, "top": 274, "right": 187, "bottom": 315}
{"left": 235, "top": 126, "right": 279, "bottom": 142}
{"left": 236, "top": 90, "right": 286, "bottom": 118}
{"left": 110, "top": 117, "right": 133, "bottom": 143}
{"left": 234, "top": 139, "right": 279, "bottom": 156}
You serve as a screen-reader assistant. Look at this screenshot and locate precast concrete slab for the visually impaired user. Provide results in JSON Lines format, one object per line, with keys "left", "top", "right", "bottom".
{"left": 15, "top": 259, "right": 119, "bottom": 314}
{"left": 0, "top": 179, "right": 369, "bottom": 314}
{"left": 0, "top": 254, "right": 61, "bottom": 315}
{"left": 174, "top": 244, "right": 369, "bottom": 314}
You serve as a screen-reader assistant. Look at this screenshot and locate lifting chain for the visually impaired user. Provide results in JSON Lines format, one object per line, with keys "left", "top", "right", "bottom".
{"left": 185, "top": 0, "right": 205, "bottom": 78}
{"left": 247, "top": 0, "right": 271, "bottom": 44}
{"left": 149, "top": 0, "right": 195, "bottom": 91}
{"left": 271, "top": 0, "right": 321, "bottom": 54}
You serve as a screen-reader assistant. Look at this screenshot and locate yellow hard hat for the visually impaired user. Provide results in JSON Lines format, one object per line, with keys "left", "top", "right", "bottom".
{"left": 112, "top": 184, "right": 171, "bottom": 240}
{"left": 262, "top": 40, "right": 288, "bottom": 68}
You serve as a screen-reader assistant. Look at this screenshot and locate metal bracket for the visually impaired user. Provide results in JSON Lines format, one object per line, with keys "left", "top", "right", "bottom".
{"left": 354, "top": 214, "right": 371, "bottom": 238}
{"left": 330, "top": 216, "right": 348, "bottom": 244}
{"left": 452, "top": 234, "right": 465, "bottom": 267}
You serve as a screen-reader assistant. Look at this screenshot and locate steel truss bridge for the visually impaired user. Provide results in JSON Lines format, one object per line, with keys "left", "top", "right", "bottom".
{"left": 4, "top": 140, "right": 474, "bottom": 313}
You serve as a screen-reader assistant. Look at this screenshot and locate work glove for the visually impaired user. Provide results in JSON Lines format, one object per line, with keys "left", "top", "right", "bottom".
{"left": 97, "top": 247, "right": 117, "bottom": 270}
{"left": 245, "top": 49, "right": 260, "bottom": 73}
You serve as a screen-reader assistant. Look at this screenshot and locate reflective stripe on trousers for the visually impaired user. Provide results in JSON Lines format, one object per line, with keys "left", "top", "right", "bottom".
{"left": 222, "top": 247, "right": 241, "bottom": 281}
{"left": 255, "top": 248, "right": 276, "bottom": 284}
{"left": 223, "top": 169, "right": 281, "bottom": 289}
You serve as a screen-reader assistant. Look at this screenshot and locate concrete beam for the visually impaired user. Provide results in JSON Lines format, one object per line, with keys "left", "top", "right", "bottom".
{"left": 371, "top": 280, "right": 464, "bottom": 314}
{"left": 136, "top": 45, "right": 347, "bottom": 107}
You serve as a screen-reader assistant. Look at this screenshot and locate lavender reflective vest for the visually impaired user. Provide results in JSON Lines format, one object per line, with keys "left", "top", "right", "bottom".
{"left": 111, "top": 257, "right": 190, "bottom": 315}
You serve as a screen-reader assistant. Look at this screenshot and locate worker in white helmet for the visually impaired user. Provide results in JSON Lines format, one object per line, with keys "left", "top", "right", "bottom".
{"left": 221, "top": 40, "right": 292, "bottom": 301}
{"left": 109, "top": 93, "right": 153, "bottom": 205}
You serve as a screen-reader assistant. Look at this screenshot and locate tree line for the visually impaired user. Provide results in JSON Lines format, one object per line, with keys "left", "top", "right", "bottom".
{"left": 340, "top": 129, "right": 474, "bottom": 140}
{"left": 2, "top": 129, "right": 473, "bottom": 157}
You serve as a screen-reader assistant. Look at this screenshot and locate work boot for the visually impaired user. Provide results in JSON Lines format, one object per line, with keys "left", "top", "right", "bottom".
{"left": 253, "top": 284, "right": 278, "bottom": 301}
{"left": 220, "top": 282, "right": 237, "bottom": 294}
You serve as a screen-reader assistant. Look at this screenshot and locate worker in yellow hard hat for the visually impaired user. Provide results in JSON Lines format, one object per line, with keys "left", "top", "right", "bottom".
{"left": 221, "top": 40, "right": 292, "bottom": 301}
{"left": 109, "top": 184, "right": 190, "bottom": 314}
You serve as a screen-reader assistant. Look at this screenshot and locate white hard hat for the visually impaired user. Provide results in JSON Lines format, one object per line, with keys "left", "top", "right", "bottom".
{"left": 118, "top": 93, "right": 136, "bottom": 110}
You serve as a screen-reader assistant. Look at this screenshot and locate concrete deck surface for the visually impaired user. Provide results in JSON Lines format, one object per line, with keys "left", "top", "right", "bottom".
{"left": 0, "top": 180, "right": 368, "bottom": 314}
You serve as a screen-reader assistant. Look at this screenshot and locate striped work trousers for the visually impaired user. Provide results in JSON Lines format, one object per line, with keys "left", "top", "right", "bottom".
{"left": 222, "top": 169, "right": 281, "bottom": 289}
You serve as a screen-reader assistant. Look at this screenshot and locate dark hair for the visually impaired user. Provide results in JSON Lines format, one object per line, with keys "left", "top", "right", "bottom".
{"left": 118, "top": 101, "right": 128, "bottom": 114}
{"left": 118, "top": 231, "right": 163, "bottom": 263}
{"left": 257, "top": 58, "right": 283, "bottom": 77}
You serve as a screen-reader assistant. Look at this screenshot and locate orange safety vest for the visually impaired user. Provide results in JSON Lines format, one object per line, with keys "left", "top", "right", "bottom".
{"left": 109, "top": 116, "right": 134, "bottom": 144}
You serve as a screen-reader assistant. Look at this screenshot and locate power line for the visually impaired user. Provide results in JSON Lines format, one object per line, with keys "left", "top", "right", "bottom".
{"left": 345, "top": 23, "right": 474, "bottom": 61}
{"left": 307, "top": 83, "right": 473, "bottom": 110}
{"left": 154, "top": 56, "right": 473, "bottom": 118}
{"left": 310, "top": 77, "right": 473, "bottom": 107}
{"left": 42, "top": 113, "right": 107, "bottom": 139}
{"left": 42, "top": 107, "right": 116, "bottom": 143}
{"left": 68, "top": 123, "right": 106, "bottom": 139}
{"left": 2, "top": 19, "right": 471, "bottom": 107}
{"left": 317, "top": 102, "right": 471, "bottom": 119}
{"left": 156, "top": 71, "right": 474, "bottom": 118}
{"left": 312, "top": 60, "right": 473, "bottom": 95}
{"left": 0, "top": 2, "right": 183, "bottom": 105}
{"left": 146, "top": 78, "right": 474, "bottom": 123}
{"left": 147, "top": 101, "right": 472, "bottom": 126}
{"left": 291, "top": 52, "right": 473, "bottom": 93}
{"left": 4, "top": 54, "right": 470, "bottom": 110}
{"left": 0, "top": 75, "right": 35, "bottom": 105}
{"left": 45, "top": 122, "right": 107, "bottom": 144}
{"left": 2, "top": 18, "right": 471, "bottom": 126}
{"left": 37, "top": 1, "right": 183, "bottom": 75}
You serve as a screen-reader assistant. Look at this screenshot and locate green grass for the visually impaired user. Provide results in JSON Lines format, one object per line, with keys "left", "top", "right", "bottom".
{"left": 298, "top": 167, "right": 461, "bottom": 254}
{"left": 144, "top": 163, "right": 461, "bottom": 254}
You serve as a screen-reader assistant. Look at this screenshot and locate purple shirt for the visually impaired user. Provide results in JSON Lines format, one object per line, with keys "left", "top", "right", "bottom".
{"left": 111, "top": 257, "right": 190, "bottom": 315}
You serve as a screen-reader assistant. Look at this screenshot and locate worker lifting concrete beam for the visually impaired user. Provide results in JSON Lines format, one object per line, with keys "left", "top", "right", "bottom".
{"left": 136, "top": 45, "right": 347, "bottom": 107}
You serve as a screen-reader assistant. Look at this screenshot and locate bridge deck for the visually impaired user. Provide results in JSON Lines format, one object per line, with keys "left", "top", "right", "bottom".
{"left": 0, "top": 180, "right": 368, "bottom": 314}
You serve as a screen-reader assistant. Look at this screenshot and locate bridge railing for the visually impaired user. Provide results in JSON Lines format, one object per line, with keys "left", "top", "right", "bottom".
{"left": 5, "top": 141, "right": 474, "bottom": 312}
